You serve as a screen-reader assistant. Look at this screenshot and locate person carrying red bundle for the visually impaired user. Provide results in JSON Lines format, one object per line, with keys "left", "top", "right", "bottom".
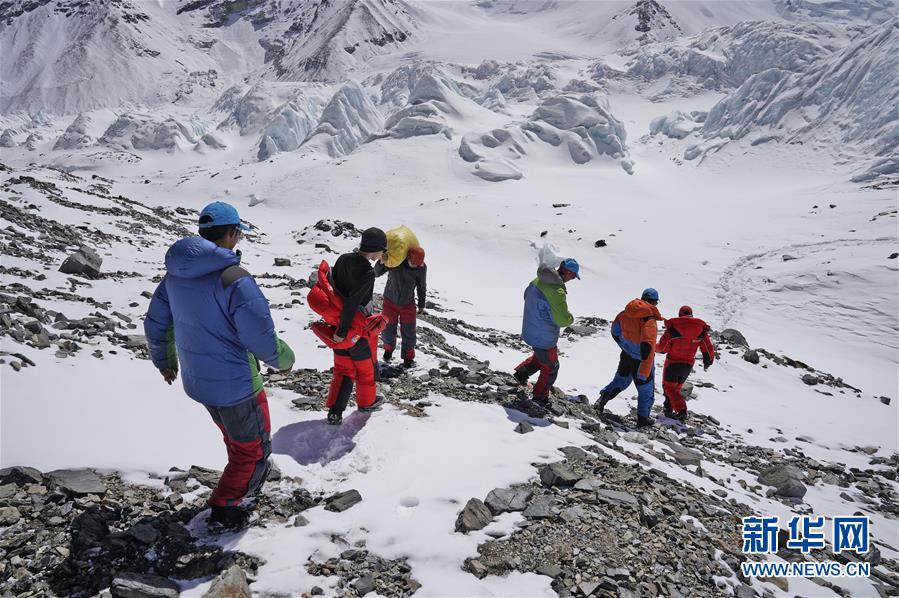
{"left": 308, "top": 228, "right": 388, "bottom": 425}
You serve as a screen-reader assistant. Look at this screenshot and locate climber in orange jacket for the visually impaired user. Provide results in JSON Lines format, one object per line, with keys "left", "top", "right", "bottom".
{"left": 656, "top": 305, "right": 715, "bottom": 421}
{"left": 595, "top": 288, "right": 664, "bottom": 427}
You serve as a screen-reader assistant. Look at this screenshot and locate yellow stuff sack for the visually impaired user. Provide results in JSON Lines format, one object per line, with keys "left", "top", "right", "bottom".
{"left": 384, "top": 225, "right": 420, "bottom": 268}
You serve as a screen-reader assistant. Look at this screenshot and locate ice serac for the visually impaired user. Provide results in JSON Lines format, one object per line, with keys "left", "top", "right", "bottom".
{"left": 54, "top": 114, "right": 95, "bottom": 150}
{"left": 701, "top": 18, "right": 899, "bottom": 180}
{"left": 99, "top": 114, "right": 203, "bottom": 152}
{"left": 526, "top": 94, "right": 628, "bottom": 161}
{"left": 383, "top": 71, "right": 466, "bottom": 139}
{"left": 301, "top": 81, "right": 382, "bottom": 157}
{"left": 627, "top": 21, "right": 837, "bottom": 91}
{"left": 257, "top": 96, "right": 323, "bottom": 160}
{"left": 649, "top": 111, "right": 702, "bottom": 139}
{"left": 265, "top": 0, "right": 418, "bottom": 82}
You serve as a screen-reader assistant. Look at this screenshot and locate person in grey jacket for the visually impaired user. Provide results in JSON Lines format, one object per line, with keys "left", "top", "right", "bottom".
{"left": 375, "top": 246, "right": 427, "bottom": 368}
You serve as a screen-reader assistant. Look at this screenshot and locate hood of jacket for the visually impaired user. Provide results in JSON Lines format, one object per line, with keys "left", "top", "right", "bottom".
{"left": 165, "top": 237, "right": 240, "bottom": 280}
{"left": 537, "top": 266, "right": 564, "bottom": 287}
{"left": 623, "top": 298, "right": 662, "bottom": 320}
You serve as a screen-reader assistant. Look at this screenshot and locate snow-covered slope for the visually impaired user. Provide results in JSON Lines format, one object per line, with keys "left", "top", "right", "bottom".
{"left": 1, "top": 3, "right": 898, "bottom": 597}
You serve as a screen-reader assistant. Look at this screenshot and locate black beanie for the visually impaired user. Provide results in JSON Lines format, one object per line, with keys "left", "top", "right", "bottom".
{"left": 360, "top": 227, "right": 387, "bottom": 252}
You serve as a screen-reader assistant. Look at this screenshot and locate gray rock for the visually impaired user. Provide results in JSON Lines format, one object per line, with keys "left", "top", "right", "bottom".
{"left": 0, "top": 506, "right": 21, "bottom": 526}
{"left": 187, "top": 465, "right": 222, "bottom": 488}
{"left": 595, "top": 489, "right": 639, "bottom": 508}
{"left": 484, "top": 487, "right": 532, "bottom": 514}
{"left": 273, "top": 258, "right": 292, "bottom": 267}
{"left": 466, "top": 559, "right": 489, "bottom": 578}
{"left": 203, "top": 565, "right": 249, "bottom": 598}
{"left": 758, "top": 464, "right": 807, "bottom": 499}
{"left": 776, "top": 478, "right": 808, "bottom": 499}
{"left": 539, "top": 463, "right": 581, "bottom": 487}
{"left": 660, "top": 441, "right": 703, "bottom": 467}
{"left": 536, "top": 563, "right": 562, "bottom": 578}
{"left": 574, "top": 478, "right": 604, "bottom": 491}
{"left": 455, "top": 498, "right": 492, "bottom": 532}
{"left": 353, "top": 574, "right": 375, "bottom": 596}
{"left": 293, "top": 514, "right": 310, "bottom": 527}
{"left": 47, "top": 469, "right": 106, "bottom": 496}
{"left": 59, "top": 246, "right": 102, "bottom": 278}
{"left": 579, "top": 581, "right": 600, "bottom": 596}
{"left": 801, "top": 373, "right": 819, "bottom": 385}
{"left": 522, "top": 496, "right": 558, "bottom": 519}
{"left": 735, "top": 583, "right": 757, "bottom": 598}
{"left": 514, "top": 421, "right": 534, "bottom": 434}
{"left": 110, "top": 572, "right": 179, "bottom": 598}
{"left": 719, "top": 328, "right": 748, "bottom": 348}
{"left": 566, "top": 324, "right": 598, "bottom": 336}
{"left": 129, "top": 523, "right": 159, "bottom": 545}
{"left": 743, "top": 349, "right": 760, "bottom": 364}
{"left": 640, "top": 504, "right": 659, "bottom": 528}
{"left": 0, "top": 466, "right": 43, "bottom": 486}
{"left": 758, "top": 464, "right": 804, "bottom": 487}
{"left": 325, "top": 489, "right": 362, "bottom": 512}
{"left": 291, "top": 396, "right": 319, "bottom": 408}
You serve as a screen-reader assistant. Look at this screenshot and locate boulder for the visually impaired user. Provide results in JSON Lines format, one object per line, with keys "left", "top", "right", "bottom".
{"left": 59, "top": 246, "right": 102, "bottom": 279}
{"left": 325, "top": 489, "right": 362, "bottom": 512}
{"left": 539, "top": 463, "right": 581, "bottom": 487}
{"left": 203, "top": 565, "right": 250, "bottom": 598}
{"left": 595, "top": 489, "right": 639, "bottom": 508}
{"left": 188, "top": 465, "right": 222, "bottom": 488}
{"left": 719, "top": 328, "right": 748, "bottom": 347}
{"left": 758, "top": 464, "right": 807, "bottom": 499}
{"left": 47, "top": 469, "right": 107, "bottom": 497}
{"left": 110, "top": 573, "right": 179, "bottom": 598}
{"left": 514, "top": 421, "right": 534, "bottom": 434}
{"left": 0, "top": 466, "right": 43, "bottom": 486}
{"left": 522, "top": 496, "right": 559, "bottom": 519}
{"left": 484, "top": 487, "right": 532, "bottom": 514}
{"left": 455, "top": 498, "right": 492, "bottom": 532}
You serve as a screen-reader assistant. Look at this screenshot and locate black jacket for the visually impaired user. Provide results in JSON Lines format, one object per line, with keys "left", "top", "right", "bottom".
{"left": 375, "top": 260, "right": 427, "bottom": 309}
{"left": 332, "top": 251, "right": 375, "bottom": 337}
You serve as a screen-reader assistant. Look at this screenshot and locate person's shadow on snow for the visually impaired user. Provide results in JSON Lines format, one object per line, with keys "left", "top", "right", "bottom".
{"left": 272, "top": 411, "right": 371, "bottom": 466}
{"left": 503, "top": 406, "right": 552, "bottom": 428}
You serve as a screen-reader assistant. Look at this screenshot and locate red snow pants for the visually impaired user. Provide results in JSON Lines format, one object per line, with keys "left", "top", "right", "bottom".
{"left": 381, "top": 298, "right": 418, "bottom": 360}
{"left": 326, "top": 334, "right": 378, "bottom": 411}
{"left": 205, "top": 389, "right": 271, "bottom": 507}
{"left": 662, "top": 360, "right": 693, "bottom": 412}
{"left": 515, "top": 346, "right": 560, "bottom": 401}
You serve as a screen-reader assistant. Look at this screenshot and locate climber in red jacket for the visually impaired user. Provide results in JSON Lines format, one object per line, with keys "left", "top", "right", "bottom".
{"left": 655, "top": 305, "right": 715, "bottom": 421}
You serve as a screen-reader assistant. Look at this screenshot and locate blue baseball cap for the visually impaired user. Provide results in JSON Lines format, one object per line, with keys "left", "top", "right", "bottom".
{"left": 198, "top": 201, "right": 249, "bottom": 231}
{"left": 560, "top": 258, "right": 580, "bottom": 279}
{"left": 642, "top": 287, "right": 659, "bottom": 302}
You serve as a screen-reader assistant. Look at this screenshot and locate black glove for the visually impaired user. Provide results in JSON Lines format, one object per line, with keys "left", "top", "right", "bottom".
{"left": 702, "top": 354, "right": 713, "bottom": 369}
{"left": 640, "top": 342, "right": 652, "bottom": 360}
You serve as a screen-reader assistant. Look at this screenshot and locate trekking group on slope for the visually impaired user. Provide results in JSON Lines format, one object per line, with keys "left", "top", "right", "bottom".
{"left": 143, "top": 201, "right": 713, "bottom": 530}
{"left": 515, "top": 267, "right": 715, "bottom": 428}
